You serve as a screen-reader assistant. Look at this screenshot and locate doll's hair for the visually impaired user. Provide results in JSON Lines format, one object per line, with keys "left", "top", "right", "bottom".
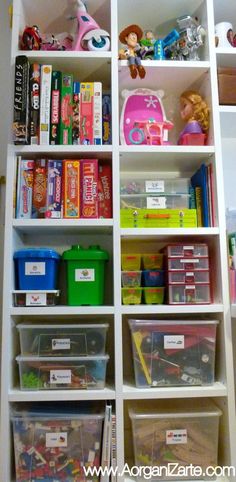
{"left": 180, "top": 90, "right": 210, "bottom": 132}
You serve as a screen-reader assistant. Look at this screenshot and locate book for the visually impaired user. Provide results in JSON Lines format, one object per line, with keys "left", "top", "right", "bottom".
{"left": 13, "top": 55, "right": 30, "bottom": 145}
{"left": 209, "top": 163, "right": 217, "bottom": 227}
{"left": 32, "top": 159, "right": 47, "bottom": 218}
{"left": 101, "top": 403, "right": 112, "bottom": 482}
{"left": 63, "top": 160, "right": 80, "bottom": 218}
{"left": 45, "top": 160, "right": 63, "bottom": 219}
{"left": 80, "top": 159, "right": 98, "bottom": 218}
{"left": 195, "top": 186, "right": 203, "bottom": 227}
{"left": 191, "top": 164, "right": 209, "bottom": 227}
{"left": 80, "top": 82, "right": 94, "bottom": 145}
{"left": 16, "top": 157, "right": 34, "bottom": 218}
{"left": 72, "top": 81, "right": 80, "bottom": 145}
{"left": 29, "top": 63, "right": 40, "bottom": 145}
{"left": 110, "top": 413, "right": 117, "bottom": 482}
{"left": 93, "top": 82, "right": 102, "bottom": 145}
{"left": 50, "top": 71, "right": 62, "bottom": 145}
{"left": 60, "top": 73, "right": 73, "bottom": 145}
{"left": 98, "top": 164, "right": 112, "bottom": 218}
{"left": 207, "top": 164, "right": 212, "bottom": 227}
{"left": 102, "top": 93, "right": 112, "bottom": 145}
{"left": 39, "top": 65, "right": 52, "bottom": 145}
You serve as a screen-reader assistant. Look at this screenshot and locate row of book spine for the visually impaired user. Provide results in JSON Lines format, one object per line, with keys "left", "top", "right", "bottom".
{"left": 16, "top": 157, "right": 112, "bottom": 219}
{"left": 190, "top": 162, "right": 216, "bottom": 227}
{"left": 13, "top": 55, "right": 112, "bottom": 146}
{"left": 101, "top": 403, "right": 117, "bottom": 482}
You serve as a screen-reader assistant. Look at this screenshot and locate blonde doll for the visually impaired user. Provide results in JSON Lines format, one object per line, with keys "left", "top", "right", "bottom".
{"left": 178, "top": 90, "right": 209, "bottom": 144}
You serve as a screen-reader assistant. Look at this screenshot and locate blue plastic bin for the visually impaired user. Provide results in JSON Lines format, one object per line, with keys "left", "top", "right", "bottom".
{"left": 142, "top": 270, "right": 165, "bottom": 287}
{"left": 14, "top": 249, "right": 60, "bottom": 290}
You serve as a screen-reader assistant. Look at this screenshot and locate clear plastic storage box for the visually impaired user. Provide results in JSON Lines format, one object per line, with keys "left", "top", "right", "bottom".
{"left": 12, "top": 408, "right": 104, "bottom": 482}
{"left": 120, "top": 193, "right": 190, "bottom": 210}
{"left": 121, "top": 254, "right": 141, "bottom": 271}
{"left": 168, "top": 257, "right": 209, "bottom": 271}
{"left": 143, "top": 287, "right": 165, "bottom": 304}
{"left": 122, "top": 287, "right": 142, "bottom": 305}
{"left": 129, "top": 320, "right": 218, "bottom": 388}
{"left": 168, "top": 271, "right": 210, "bottom": 284}
{"left": 16, "top": 355, "right": 109, "bottom": 390}
{"left": 129, "top": 400, "right": 222, "bottom": 479}
{"left": 142, "top": 253, "right": 164, "bottom": 269}
{"left": 168, "top": 284, "right": 211, "bottom": 304}
{"left": 13, "top": 290, "right": 60, "bottom": 306}
{"left": 121, "top": 271, "right": 142, "bottom": 287}
{"left": 17, "top": 323, "right": 109, "bottom": 356}
{"left": 166, "top": 244, "right": 209, "bottom": 258}
{"left": 120, "top": 177, "right": 190, "bottom": 195}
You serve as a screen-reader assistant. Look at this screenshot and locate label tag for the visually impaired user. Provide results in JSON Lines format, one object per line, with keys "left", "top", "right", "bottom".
{"left": 180, "top": 258, "right": 199, "bottom": 263}
{"left": 25, "top": 262, "right": 45, "bottom": 276}
{"left": 75, "top": 269, "right": 95, "bottom": 282}
{"left": 50, "top": 370, "right": 71, "bottom": 384}
{"left": 26, "top": 293, "right": 47, "bottom": 306}
{"left": 147, "top": 196, "right": 166, "bottom": 209}
{"left": 166, "top": 429, "right": 187, "bottom": 445}
{"left": 145, "top": 180, "right": 164, "bottom": 193}
{"left": 164, "top": 335, "right": 185, "bottom": 349}
{"left": 52, "top": 339, "right": 71, "bottom": 350}
{"left": 46, "top": 432, "right": 68, "bottom": 448}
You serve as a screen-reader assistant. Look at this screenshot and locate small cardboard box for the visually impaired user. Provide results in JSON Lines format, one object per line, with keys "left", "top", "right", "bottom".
{"left": 218, "top": 67, "right": 236, "bottom": 105}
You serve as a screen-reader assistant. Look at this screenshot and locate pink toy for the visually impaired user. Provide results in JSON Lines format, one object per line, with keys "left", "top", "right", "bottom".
{"left": 72, "top": 0, "right": 110, "bottom": 51}
{"left": 120, "top": 88, "right": 173, "bottom": 145}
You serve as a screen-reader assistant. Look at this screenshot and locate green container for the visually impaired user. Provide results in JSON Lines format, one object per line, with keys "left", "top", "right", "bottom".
{"left": 62, "top": 245, "right": 109, "bottom": 306}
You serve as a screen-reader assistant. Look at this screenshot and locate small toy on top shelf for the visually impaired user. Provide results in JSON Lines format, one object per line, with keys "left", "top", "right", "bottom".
{"left": 139, "top": 30, "right": 156, "bottom": 59}
{"left": 20, "top": 0, "right": 110, "bottom": 52}
{"left": 178, "top": 90, "right": 210, "bottom": 146}
{"left": 119, "top": 25, "right": 146, "bottom": 79}
{"left": 167, "top": 15, "right": 206, "bottom": 61}
{"left": 120, "top": 88, "right": 173, "bottom": 145}
{"left": 215, "top": 22, "right": 236, "bottom": 48}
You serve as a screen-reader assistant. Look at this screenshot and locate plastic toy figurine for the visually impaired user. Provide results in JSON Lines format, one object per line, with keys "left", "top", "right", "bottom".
{"left": 178, "top": 90, "right": 209, "bottom": 145}
{"left": 140, "top": 30, "right": 156, "bottom": 59}
{"left": 120, "top": 88, "right": 173, "bottom": 145}
{"left": 21, "top": 25, "right": 42, "bottom": 50}
{"left": 215, "top": 22, "right": 236, "bottom": 48}
{"left": 166, "top": 15, "right": 206, "bottom": 60}
{"left": 119, "top": 25, "right": 146, "bottom": 79}
{"left": 71, "top": 0, "right": 110, "bottom": 51}
{"left": 153, "top": 29, "right": 180, "bottom": 60}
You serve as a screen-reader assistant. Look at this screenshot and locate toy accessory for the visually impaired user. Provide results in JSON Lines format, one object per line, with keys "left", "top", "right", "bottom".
{"left": 120, "top": 88, "right": 173, "bottom": 145}
{"left": 140, "top": 30, "right": 156, "bottom": 59}
{"left": 178, "top": 90, "right": 209, "bottom": 145}
{"left": 215, "top": 22, "right": 236, "bottom": 48}
{"left": 165, "top": 15, "right": 206, "bottom": 60}
{"left": 71, "top": 0, "right": 110, "bottom": 51}
{"left": 119, "top": 25, "right": 146, "bottom": 79}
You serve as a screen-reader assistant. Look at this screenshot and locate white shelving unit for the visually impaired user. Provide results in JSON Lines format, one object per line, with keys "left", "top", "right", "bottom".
{"left": 1, "top": 0, "right": 236, "bottom": 480}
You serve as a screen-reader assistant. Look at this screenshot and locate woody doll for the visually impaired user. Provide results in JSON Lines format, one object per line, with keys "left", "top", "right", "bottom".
{"left": 119, "top": 24, "right": 146, "bottom": 79}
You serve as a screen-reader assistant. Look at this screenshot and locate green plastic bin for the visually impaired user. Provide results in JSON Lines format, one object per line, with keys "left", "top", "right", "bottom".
{"left": 62, "top": 245, "right": 109, "bottom": 306}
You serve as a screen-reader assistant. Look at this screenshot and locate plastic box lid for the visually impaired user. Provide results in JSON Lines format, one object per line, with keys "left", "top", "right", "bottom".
{"left": 16, "top": 355, "right": 109, "bottom": 362}
{"left": 62, "top": 245, "right": 109, "bottom": 260}
{"left": 128, "top": 319, "right": 219, "bottom": 327}
{"left": 16, "top": 323, "right": 109, "bottom": 331}
{"left": 14, "top": 248, "right": 60, "bottom": 260}
{"left": 129, "top": 400, "right": 222, "bottom": 419}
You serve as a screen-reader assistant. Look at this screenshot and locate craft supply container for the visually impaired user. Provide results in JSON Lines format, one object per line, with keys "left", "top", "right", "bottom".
{"left": 12, "top": 290, "right": 60, "bottom": 307}
{"left": 142, "top": 270, "right": 165, "bottom": 287}
{"left": 121, "top": 271, "right": 142, "bottom": 287}
{"left": 143, "top": 287, "right": 165, "bottom": 304}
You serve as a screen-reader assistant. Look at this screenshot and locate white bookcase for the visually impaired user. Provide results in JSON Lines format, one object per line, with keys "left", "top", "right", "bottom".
{"left": 1, "top": 0, "right": 236, "bottom": 480}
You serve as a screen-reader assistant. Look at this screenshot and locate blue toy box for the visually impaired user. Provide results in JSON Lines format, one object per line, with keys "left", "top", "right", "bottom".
{"left": 14, "top": 248, "right": 60, "bottom": 290}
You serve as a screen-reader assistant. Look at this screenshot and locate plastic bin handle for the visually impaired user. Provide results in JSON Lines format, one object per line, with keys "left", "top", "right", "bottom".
{"left": 143, "top": 213, "right": 170, "bottom": 219}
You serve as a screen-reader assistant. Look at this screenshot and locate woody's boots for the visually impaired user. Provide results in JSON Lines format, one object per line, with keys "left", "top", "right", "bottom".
{"left": 137, "top": 64, "right": 146, "bottom": 79}
{"left": 129, "top": 64, "right": 138, "bottom": 79}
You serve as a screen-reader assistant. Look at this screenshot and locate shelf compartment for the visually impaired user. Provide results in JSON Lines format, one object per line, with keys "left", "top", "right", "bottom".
{"left": 13, "top": 219, "right": 113, "bottom": 235}
{"left": 122, "top": 382, "right": 227, "bottom": 399}
{"left": 8, "top": 386, "right": 116, "bottom": 401}
{"left": 216, "top": 49, "right": 236, "bottom": 68}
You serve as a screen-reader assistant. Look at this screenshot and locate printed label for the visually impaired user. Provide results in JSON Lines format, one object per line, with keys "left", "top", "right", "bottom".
{"left": 180, "top": 258, "right": 199, "bottom": 264}
{"left": 185, "top": 285, "right": 196, "bottom": 290}
{"left": 88, "top": 450, "right": 95, "bottom": 463}
{"left": 147, "top": 196, "right": 166, "bottom": 209}
{"left": 52, "top": 339, "right": 71, "bottom": 350}
{"left": 183, "top": 246, "right": 194, "bottom": 250}
{"left": 164, "top": 335, "right": 185, "bottom": 349}
{"left": 50, "top": 370, "right": 71, "bottom": 384}
{"left": 25, "top": 262, "right": 45, "bottom": 276}
{"left": 166, "top": 429, "right": 187, "bottom": 445}
{"left": 46, "top": 432, "right": 68, "bottom": 448}
{"left": 75, "top": 269, "right": 95, "bottom": 282}
{"left": 26, "top": 293, "right": 47, "bottom": 306}
{"left": 145, "top": 180, "right": 164, "bottom": 193}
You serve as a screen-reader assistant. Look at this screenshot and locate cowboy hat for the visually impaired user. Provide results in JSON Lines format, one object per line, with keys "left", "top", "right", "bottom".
{"left": 119, "top": 24, "right": 143, "bottom": 44}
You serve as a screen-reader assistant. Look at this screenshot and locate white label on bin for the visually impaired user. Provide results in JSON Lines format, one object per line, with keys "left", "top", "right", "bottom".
{"left": 145, "top": 180, "right": 164, "bottom": 193}
{"left": 46, "top": 432, "right": 68, "bottom": 448}
{"left": 88, "top": 450, "right": 95, "bottom": 463}
{"left": 52, "top": 339, "right": 71, "bottom": 350}
{"left": 26, "top": 293, "right": 47, "bottom": 306}
{"left": 147, "top": 197, "right": 166, "bottom": 209}
{"left": 183, "top": 246, "right": 194, "bottom": 250}
{"left": 166, "top": 429, "right": 187, "bottom": 445}
{"left": 50, "top": 370, "right": 71, "bottom": 384}
{"left": 25, "top": 262, "right": 45, "bottom": 276}
{"left": 180, "top": 258, "right": 199, "bottom": 263}
{"left": 164, "top": 335, "right": 185, "bottom": 349}
{"left": 75, "top": 269, "right": 95, "bottom": 282}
